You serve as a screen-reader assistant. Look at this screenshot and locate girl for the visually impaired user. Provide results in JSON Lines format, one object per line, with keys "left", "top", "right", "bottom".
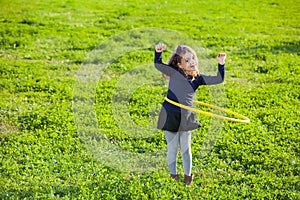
{"left": 154, "top": 43, "right": 226, "bottom": 186}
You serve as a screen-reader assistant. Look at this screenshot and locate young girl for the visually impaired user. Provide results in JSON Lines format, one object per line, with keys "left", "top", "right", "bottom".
{"left": 154, "top": 43, "right": 226, "bottom": 186}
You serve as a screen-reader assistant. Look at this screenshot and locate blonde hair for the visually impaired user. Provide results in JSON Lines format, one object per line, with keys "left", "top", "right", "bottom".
{"left": 165, "top": 45, "right": 199, "bottom": 79}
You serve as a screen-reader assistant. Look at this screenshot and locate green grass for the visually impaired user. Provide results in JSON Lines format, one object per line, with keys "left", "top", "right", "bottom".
{"left": 1, "top": 0, "right": 299, "bottom": 199}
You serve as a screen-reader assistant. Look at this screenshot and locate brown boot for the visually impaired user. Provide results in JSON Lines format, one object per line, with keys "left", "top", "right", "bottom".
{"left": 170, "top": 174, "right": 179, "bottom": 181}
{"left": 184, "top": 174, "right": 194, "bottom": 186}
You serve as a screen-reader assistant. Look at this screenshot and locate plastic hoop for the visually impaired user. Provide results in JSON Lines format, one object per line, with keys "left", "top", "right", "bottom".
{"left": 165, "top": 97, "right": 250, "bottom": 123}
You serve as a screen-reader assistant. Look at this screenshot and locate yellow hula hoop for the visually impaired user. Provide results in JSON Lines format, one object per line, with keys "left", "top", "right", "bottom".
{"left": 165, "top": 97, "right": 250, "bottom": 124}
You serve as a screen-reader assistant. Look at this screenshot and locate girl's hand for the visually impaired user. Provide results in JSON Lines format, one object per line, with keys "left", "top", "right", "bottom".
{"left": 155, "top": 43, "right": 166, "bottom": 53}
{"left": 217, "top": 53, "right": 226, "bottom": 65}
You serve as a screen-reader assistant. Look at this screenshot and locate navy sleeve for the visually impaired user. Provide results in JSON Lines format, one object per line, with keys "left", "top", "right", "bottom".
{"left": 154, "top": 51, "right": 175, "bottom": 76}
{"left": 196, "top": 64, "right": 225, "bottom": 86}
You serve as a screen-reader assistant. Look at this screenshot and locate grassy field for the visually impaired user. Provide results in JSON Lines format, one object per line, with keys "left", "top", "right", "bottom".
{"left": 0, "top": 0, "right": 299, "bottom": 199}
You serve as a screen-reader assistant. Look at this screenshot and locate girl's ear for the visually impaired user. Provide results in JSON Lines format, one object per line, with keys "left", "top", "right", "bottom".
{"left": 177, "top": 64, "right": 181, "bottom": 69}
{"left": 177, "top": 61, "right": 182, "bottom": 68}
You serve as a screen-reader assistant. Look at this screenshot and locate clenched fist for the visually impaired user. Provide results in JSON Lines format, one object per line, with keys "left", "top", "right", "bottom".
{"left": 155, "top": 43, "right": 166, "bottom": 53}
{"left": 217, "top": 53, "right": 226, "bottom": 65}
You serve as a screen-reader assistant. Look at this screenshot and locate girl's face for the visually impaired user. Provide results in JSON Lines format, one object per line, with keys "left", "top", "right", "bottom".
{"left": 178, "top": 53, "right": 197, "bottom": 72}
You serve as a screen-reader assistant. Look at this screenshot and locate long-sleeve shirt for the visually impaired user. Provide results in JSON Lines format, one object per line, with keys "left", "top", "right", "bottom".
{"left": 154, "top": 51, "right": 225, "bottom": 113}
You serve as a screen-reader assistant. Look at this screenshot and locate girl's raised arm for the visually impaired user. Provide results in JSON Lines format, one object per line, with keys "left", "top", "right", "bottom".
{"left": 154, "top": 43, "right": 175, "bottom": 76}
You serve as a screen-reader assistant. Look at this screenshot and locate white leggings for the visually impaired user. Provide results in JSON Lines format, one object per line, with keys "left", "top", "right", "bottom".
{"left": 164, "top": 130, "right": 192, "bottom": 176}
